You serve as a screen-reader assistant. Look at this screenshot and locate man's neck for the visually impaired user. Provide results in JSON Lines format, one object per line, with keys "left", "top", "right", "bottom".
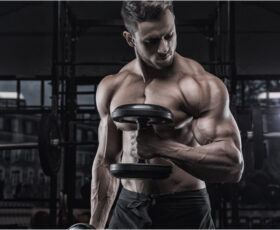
{"left": 135, "top": 56, "right": 174, "bottom": 83}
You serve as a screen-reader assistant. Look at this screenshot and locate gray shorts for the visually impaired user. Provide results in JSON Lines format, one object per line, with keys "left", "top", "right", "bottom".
{"left": 108, "top": 188, "right": 215, "bottom": 229}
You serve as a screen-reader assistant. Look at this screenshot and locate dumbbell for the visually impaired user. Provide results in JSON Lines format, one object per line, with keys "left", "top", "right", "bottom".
{"left": 110, "top": 104, "right": 173, "bottom": 179}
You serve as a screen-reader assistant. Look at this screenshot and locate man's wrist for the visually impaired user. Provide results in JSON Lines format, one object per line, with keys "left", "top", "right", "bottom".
{"left": 157, "top": 139, "right": 193, "bottom": 159}
{"left": 155, "top": 139, "right": 174, "bottom": 158}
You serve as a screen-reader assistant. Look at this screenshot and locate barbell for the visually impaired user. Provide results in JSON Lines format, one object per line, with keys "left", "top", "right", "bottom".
{"left": 0, "top": 114, "right": 97, "bottom": 176}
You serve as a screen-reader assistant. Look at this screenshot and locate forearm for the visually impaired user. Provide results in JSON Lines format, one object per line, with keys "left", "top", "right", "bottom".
{"left": 90, "top": 158, "right": 120, "bottom": 228}
{"left": 158, "top": 139, "right": 243, "bottom": 182}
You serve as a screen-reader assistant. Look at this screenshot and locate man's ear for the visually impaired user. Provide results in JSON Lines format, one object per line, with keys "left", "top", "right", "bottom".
{"left": 123, "top": 31, "right": 135, "bottom": 47}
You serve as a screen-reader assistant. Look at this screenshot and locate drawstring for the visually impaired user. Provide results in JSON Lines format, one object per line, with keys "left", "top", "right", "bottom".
{"left": 126, "top": 196, "right": 156, "bottom": 209}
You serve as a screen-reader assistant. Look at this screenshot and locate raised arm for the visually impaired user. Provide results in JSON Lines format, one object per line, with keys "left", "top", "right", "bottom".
{"left": 138, "top": 72, "right": 244, "bottom": 183}
{"left": 164, "top": 73, "right": 243, "bottom": 182}
{"left": 90, "top": 76, "right": 122, "bottom": 228}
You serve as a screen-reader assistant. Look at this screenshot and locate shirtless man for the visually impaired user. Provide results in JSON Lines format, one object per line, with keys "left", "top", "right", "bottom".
{"left": 90, "top": 1, "right": 244, "bottom": 229}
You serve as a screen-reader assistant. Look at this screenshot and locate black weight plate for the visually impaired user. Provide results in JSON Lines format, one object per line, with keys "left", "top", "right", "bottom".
{"left": 39, "top": 114, "right": 61, "bottom": 176}
{"left": 110, "top": 163, "right": 172, "bottom": 179}
{"left": 111, "top": 104, "right": 173, "bottom": 125}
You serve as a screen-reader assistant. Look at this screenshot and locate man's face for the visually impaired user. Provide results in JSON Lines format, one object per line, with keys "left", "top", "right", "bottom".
{"left": 133, "top": 9, "right": 177, "bottom": 70}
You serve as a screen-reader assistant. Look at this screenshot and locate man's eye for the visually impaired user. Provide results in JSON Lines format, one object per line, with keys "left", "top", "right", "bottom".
{"left": 145, "top": 39, "right": 158, "bottom": 44}
{"left": 165, "top": 33, "right": 173, "bottom": 40}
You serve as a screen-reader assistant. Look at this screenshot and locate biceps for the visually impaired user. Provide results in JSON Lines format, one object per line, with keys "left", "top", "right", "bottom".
{"left": 192, "top": 115, "right": 241, "bottom": 148}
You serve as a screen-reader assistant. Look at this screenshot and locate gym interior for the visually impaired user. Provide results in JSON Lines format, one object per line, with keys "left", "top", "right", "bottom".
{"left": 0, "top": 1, "right": 280, "bottom": 229}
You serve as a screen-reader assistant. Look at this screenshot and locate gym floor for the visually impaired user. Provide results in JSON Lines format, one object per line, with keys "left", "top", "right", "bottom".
{"left": 0, "top": 1, "right": 280, "bottom": 229}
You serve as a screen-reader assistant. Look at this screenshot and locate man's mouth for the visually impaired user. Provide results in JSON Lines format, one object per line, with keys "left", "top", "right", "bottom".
{"left": 158, "top": 53, "right": 171, "bottom": 60}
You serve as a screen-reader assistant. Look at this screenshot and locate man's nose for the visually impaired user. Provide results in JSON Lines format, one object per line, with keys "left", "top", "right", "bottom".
{"left": 157, "top": 39, "right": 169, "bottom": 55}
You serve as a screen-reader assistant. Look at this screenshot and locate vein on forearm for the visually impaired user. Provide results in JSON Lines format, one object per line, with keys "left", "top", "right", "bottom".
{"left": 160, "top": 139, "right": 237, "bottom": 181}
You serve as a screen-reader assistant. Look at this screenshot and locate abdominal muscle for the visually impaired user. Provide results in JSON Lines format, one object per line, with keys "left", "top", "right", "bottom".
{"left": 120, "top": 131, "right": 206, "bottom": 195}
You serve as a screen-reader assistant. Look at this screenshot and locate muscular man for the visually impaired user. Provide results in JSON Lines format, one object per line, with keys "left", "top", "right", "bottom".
{"left": 90, "top": 1, "right": 244, "bottom": 229}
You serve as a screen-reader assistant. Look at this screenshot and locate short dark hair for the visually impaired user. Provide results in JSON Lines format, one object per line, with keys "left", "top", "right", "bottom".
{"left": 121, "top": 1, "right": 174, "bottom": 34}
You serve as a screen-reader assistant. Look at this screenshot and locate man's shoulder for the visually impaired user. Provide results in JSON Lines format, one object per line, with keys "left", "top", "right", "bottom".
{"left": 96, "top": 60, "right": 138, "bottom": 114}
{"left": 176, "top": 55, "right": 204, "bottom": 76}
{"left": 98, "top": 59, "right": 137, "bottom": 89}
{"left": 178, "top": 56, "right": 225, "bottom": 90}
{"left": 96, "top": 72, "right": 127, "bottom": 116}
{"left": 177, "top": 57, "right": 228, "bottom": 112}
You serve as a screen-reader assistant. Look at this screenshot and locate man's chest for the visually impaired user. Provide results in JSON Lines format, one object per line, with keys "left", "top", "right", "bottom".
{"left": 111, "top": 79, "right": 183, "bottom": 114}
{"left": 110, "top": 78, "right": 195, "bottom": 137}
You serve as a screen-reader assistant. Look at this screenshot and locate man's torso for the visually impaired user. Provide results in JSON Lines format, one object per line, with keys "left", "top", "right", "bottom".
{"left": 108, "top": 54, "right": 209, "bottom": 194}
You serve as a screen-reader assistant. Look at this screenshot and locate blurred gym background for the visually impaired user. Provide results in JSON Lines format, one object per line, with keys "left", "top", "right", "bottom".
{"left": 0, "top": 1, "right": 280, "bottom": 228}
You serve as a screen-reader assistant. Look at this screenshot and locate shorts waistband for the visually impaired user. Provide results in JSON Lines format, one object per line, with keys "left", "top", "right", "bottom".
{"left": 119, "top": 187, "right": 209, "bottom": 201}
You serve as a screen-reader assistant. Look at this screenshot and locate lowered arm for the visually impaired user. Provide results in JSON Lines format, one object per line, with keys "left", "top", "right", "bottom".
{"left": 90, "top": 76, "right": 122, "bottom": 228}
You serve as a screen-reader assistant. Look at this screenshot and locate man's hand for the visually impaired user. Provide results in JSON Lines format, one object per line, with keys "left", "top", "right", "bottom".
{"left": 130, "top": 126, "right": 162, "bottom": 159}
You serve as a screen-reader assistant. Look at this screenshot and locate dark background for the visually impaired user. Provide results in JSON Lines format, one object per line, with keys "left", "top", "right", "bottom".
{"left": 0, "top": 1, "right": 280, "bottom": 229}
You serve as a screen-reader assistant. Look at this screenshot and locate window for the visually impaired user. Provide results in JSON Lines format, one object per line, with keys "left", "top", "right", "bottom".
{"left": 0, "top": 117, "right": 3, "bottom": 130}
{"left": 11, "top": 150, "right": 21, "bottom": 162}
{"left": 88, "top": 130, "right": 93, "bottom": 141}
{"left": 85, "top": 152, "right": 93, "bottom": 163}
{"left": 15, "top": 150, "right": 21, "bottom": 161}
{"left": 77, "top": 152, "right": 85, "bottom": 166}
{"left": 11, "top": 118, "right": 19, "bottom": 132}
{"left": 25, "top": 121, "right": 32, "bottom": 135}
{"left": 76, "top": 173, "right": 84, "bottom": 188}
{"left": 77, "top": 129, "right": 82, "bottom": 142}
{"left": 4, "top": 118, "right": 11, "bottom": 131}
{"left": 4, "top": 150, "right": 11, "bottom": 162}
{"left": 0, "top": 168, "right": 4, "bottom": 181}
{"left": 83, "top": 130, "right": 87, "bottom": 140}
{"left": 11, "top": 168, "right": 22, "bottom": 186}
{"left": 38, "top": 170, "right": 45, "bottom": 184}
{"left": 33, "top": 122, "right": 38, "bottom": 134}
{"left": 20, "top": 99, "right": 25, "bottom": 107}
{"left": 26, "top": 150, "right": 35, "bottom": 162}
{"left": 7, "top": 99, "right": 16, "bottom": 107}
{"left": 11, "top": 150, "right": 15, "bottom": 162}
{"left": 0, "top": 99, "right": 6, "bottom": 107}
{"left": 27, "top": 169, "right": 34, "bottom": 184}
